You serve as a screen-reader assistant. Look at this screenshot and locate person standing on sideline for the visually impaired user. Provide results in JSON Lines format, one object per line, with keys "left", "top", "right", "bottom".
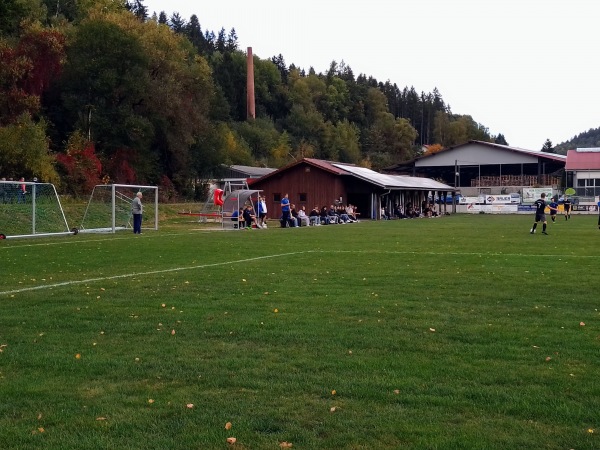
{"left": 531, "top": 193, "right": 548, "bottom": 235}
{"left": 257, "top": 195, "right": 268, "bottom": 228}
{"left": 548, "top": 197, "right": 559, "bottom": 223}
{"left": 597, "top": 198, "right": 600, "bottom": 230}
{"left": 563, "top": 196, "right": 571, "bottom": 220}
{"left": 280, "top": 193, "right": 291, "bottom": 227}
{"left": 132, "top": 192, "right": 143, "bottom": 234}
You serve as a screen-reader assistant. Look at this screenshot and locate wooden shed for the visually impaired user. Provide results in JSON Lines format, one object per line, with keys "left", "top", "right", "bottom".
{"left": 249, "top": 158, "right": 455, "bottom": 220}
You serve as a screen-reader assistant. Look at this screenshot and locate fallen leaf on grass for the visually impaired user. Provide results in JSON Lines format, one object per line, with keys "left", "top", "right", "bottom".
{"left": 280, "top": 442, "right": 293, "bottom": 448}
{"left": 580, "top": 322, "right": 585, "bottom": 326}
{"left": 545, "top": 356, "right": 552, "bottom": 361}
{"left": 226, "top": 437, "right": 237, "bottom": 444}
{"left": 148, "top": 399, "right": 155, "bottom": 404}
{"left": 171, "top": 330, "right": 176, "bottom": 335}
{"left": 330, "top": 406, "right": 337, "bottom": 412}
{"left": 186, "top": 403, "right": 194, "bottom": 409}
{"left": 75, "top": 353, "right": 81, "bottom": 359}
{"left": 588, "top": 428, "right": 594, "bottom": 434}
{"left": 96, "top": 417, "right": 107, "bottom": 421}
{"left": 429, "top": 328, "right": 436, "bottom": 332}
{"left": 331, "top": 390, "right": 336, "bottom": 396}
{"left": 225, "top": 422, "right": 232, "bottom": 430}
{"left": 393, "top": 389, "right": 400, "bottom": 394}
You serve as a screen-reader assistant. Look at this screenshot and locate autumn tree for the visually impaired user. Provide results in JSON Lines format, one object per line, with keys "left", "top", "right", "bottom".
{"left": 0, "top": 114, "right": 59, "bottom": 183}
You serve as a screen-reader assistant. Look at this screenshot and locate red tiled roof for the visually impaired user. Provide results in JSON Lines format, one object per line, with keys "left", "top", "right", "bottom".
{"left": 565, "top": 149, "right": 600, "bottom": 170}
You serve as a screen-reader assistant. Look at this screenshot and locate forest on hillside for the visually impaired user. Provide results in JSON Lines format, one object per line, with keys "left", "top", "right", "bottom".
{"left": 553, "top": 128, "right": 600, "bottom": 154}
{"left": 1, "top": 0, "right": 508, "bottom": 199}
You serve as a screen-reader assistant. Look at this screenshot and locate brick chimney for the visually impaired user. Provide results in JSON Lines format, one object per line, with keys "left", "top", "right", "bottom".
{"left": 246, "top": 47, "right": 255, "bottom": 120}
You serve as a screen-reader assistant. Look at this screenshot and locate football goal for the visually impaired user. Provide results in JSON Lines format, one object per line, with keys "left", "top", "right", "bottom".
{"left": 0, "top": 180, "right": 74, "bottom": 239}
{"left": 79, "top": 184, "right": 158, "bottom": 234}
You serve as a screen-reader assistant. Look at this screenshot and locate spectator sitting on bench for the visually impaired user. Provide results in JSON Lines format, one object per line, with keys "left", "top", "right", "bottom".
{"left": 336, "top": 205, "right": 351, "bottom": 223}
{"left": 346, "top": 204, "right": 358, "bottom": 222}
{"left": 243, "top": 204, "right": 260, "bottom": 228}
{"left": 297, "top": 205, "right": 311, "bottom": 226}
{"left": 289, "top": 204, "right": 299, "bottom": 227}
{"left": 381, "top": 206, "right": 389, "bottom": 220}
{"left": 328, "top": 205, "right": 340, "bottom": 224}
{"left": 309, "top": 206, "right": 321, "bottom": 225}
{"left": 320, "top": 206, "right": 330, "bottom": 224}
{"left": 231, "top": 208, "right": 244, "bottom": 228}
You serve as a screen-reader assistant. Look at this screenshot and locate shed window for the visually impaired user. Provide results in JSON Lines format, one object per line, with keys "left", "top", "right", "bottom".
{"left": 273, "top": 193, "right": 281, "bottom": 202}
{"left": 299, "top": 193, "right": 307, "bottom": 202}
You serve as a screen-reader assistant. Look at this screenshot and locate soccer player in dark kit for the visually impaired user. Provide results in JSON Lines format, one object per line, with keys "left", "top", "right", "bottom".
{"left": 530, "top": 193, "right": 549, "bottom": 235}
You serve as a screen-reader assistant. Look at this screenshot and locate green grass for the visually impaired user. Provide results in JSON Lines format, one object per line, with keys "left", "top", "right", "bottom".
{"left": 1, "top": 212, "right": 599, "bottom": 449}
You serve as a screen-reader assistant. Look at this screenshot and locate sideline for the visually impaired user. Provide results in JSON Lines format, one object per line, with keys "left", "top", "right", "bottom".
{"left": 0, "top": 251, "right": 308, "bottom": 296}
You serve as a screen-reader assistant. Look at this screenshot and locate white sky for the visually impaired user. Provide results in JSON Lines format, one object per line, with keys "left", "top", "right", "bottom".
{"left": 143, "top": 0, "right": 599, "bottom": 150}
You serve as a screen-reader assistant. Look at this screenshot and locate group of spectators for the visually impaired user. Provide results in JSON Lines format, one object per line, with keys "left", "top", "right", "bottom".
{"left": 229, "top": 195, "right": 269, "bottom": 229}
{"left": 282, "top": 202, "right": 360, "bottom": 227}
{"left": 381, "top": 202, "right": 440, "bottom": 220}
{"left": 229, "top": 193, "right": 362, "bottom": 229}
{"left": 0, "top": 177, "right": 35, "bottom": 204}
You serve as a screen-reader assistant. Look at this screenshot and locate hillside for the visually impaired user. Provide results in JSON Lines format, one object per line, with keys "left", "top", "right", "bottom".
{"left": 554, "top": 127, "right": 600, "bottom": 154}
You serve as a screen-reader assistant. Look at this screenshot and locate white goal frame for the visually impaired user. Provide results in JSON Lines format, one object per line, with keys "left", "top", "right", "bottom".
{"left": 79, "top": 184, "right": 159, "bottom": 234}
{"left": 0, "top": 181, "right": 74, "bottom": 239}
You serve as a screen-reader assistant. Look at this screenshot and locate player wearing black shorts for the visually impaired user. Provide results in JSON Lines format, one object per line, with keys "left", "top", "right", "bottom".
{"left": 548, "top": 198, "right": 559, "bottom": 222}
{"left": 563, "top": 197, "right": 571, "bottom": 220}
{"left": 531, "top": 193, "right": 548, "bottom": 235}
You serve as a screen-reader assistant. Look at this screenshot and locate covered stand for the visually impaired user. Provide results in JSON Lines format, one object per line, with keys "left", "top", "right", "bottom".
{"left": 221, "top": 189, "right": 262, "bottom": 229}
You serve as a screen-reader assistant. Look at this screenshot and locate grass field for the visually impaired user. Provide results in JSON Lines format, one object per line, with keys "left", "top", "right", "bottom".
{"left": 1, "top": 211, "right": 599, "bottom": 449}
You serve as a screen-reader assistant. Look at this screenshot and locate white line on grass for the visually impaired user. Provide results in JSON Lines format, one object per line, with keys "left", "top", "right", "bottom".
{"left": 0, "top": 251, "right": 307, "bottom": 296}
{"left": 0, "top": 230, "right": 218, "bottom": 250}
{"left": 2, "top": 249, "right": 597, "bottom": 297}
{"left": 323, "top": 249, "right": 600, "bottom": 258}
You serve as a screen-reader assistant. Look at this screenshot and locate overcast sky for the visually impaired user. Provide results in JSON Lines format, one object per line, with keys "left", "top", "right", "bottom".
{"left": 143, "top": 0, "right": 599, "bottom": 150}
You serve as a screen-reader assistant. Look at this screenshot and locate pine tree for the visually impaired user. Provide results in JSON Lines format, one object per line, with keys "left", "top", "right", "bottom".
{"left": 541, "top": 138, "right": 554, "bottom": 153}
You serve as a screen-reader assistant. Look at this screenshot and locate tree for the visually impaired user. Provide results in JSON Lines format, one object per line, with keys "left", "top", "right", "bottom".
{"left": 494, "top": 133, "right": 508, "bottom": 145}
{"left": 57, "top": 18, "right": 151, "bottom": 160}
{"left": 55, "top": 130, "right": 102, "bottom": 195}
{"left": 127, "top": 0, "right": 148, "bottom": 21}
{"left": 226, "top": 28, "right": 238, "bottom": 51}
{"left": 184, "top": 14, "right": 204, "bottom": 51}
{"left": 0, "top": 27, "right": 66, "bottom": 126}
{"left": 423, "top": 143, "right": 443, "bottom": 155}
{"left": 0, "top": 114, "right": 59, "bottom": 183}
{"left": 541, "top": 138, "right": 554, "bottom": 153}
{"left": 331, "top": 120, "right": 361, "bottom": 163}
{"left": 253, "top": 58, "right": 285, "bottom": 119}
{"left": 210, "top": 50, "right": 246, "bottom": 121}
{"left": 169, "top": 12, "right": 185, "bottom": 33}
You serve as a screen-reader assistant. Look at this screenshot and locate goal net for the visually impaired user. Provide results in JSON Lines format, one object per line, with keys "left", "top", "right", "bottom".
{"left": 0, "top": 181, "right": 73, "bottom": 239}
{"left": 80, "top": 184, "right": 158, "bottom": 234}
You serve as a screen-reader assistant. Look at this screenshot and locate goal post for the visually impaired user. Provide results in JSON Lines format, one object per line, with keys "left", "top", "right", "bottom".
{"left": 80, "top": 184, "right": 158, "bottom": 234}
{"left": 0, "top": 180, "right": 74, "bottom": 239}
